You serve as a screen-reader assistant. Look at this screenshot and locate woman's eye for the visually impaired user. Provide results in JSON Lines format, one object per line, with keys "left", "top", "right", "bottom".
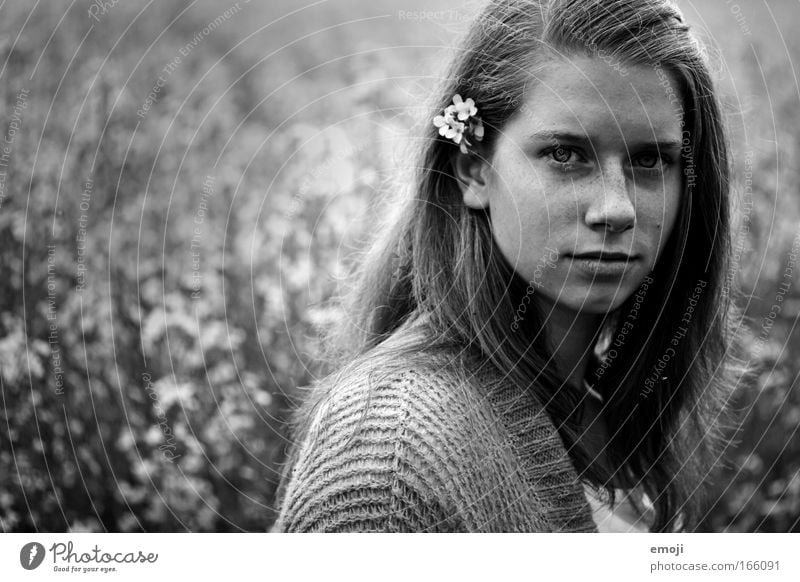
{"left": 552, "top": 147, "right": 573, "bottom": 164}
{"left": 635, "top": 153, "right": 660, "bottom": 168}
{"left": 632, "top": 152, "right": 673, "bottom": 171}
{"left": 543, "top": 146, "right": 583, "bottom": 166}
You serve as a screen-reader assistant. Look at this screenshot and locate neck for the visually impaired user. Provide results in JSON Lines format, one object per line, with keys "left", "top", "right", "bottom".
{"left": 542, "top": 305, "right": 604, "bottom": 389}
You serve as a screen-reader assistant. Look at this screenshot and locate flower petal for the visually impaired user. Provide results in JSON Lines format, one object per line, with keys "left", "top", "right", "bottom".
{"left": 469, "top": 100, "right": 477, "bottom": 113}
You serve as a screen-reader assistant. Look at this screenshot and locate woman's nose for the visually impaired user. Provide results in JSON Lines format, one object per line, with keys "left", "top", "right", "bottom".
{"left": 583, "top": 161, "right": 636, "bottom": 234}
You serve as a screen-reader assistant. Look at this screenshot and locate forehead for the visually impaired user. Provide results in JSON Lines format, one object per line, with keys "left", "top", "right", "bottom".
{"left": 510, "top": 55, "right": 684, "bottom": 143}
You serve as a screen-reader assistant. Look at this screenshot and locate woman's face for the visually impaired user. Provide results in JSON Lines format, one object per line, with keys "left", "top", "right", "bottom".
{"left": 463, "top": 55, "right": 684, "bottom": 317}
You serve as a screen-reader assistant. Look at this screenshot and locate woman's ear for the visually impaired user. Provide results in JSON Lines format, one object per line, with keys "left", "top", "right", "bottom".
{"left": 453, "top": 151, "right": 492, "bottom": 210}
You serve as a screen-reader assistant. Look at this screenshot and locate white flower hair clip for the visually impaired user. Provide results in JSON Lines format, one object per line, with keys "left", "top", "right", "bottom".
{"left": 433, "top": 94, "right": 485, "bottom": 154}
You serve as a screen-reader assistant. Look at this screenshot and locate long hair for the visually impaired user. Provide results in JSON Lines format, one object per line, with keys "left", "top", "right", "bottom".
{"left": 281, "top": 0, "right": 742, "bottom": 532}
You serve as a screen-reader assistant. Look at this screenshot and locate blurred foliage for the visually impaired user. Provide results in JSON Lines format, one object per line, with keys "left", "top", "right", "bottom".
{"left": 0, "top": 0, "right": 798, "bottom": 532}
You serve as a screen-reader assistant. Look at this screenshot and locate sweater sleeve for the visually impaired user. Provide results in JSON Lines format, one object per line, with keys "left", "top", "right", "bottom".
{"left": 272, "top": 373, "right": 466, "bottom": 533}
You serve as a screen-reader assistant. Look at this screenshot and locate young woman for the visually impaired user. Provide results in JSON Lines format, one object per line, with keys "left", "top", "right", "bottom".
{"left": 272, "top": 0, "right": 740, "bottom": 533}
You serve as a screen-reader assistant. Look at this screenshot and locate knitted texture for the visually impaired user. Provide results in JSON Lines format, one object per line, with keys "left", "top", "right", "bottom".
{"left": 272, "top": 322, "right": 598, "bottom": 533}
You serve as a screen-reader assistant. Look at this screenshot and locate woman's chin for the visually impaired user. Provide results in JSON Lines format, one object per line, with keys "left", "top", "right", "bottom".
{"left": 556, "top": 289, "right": 633, "bottom": 316}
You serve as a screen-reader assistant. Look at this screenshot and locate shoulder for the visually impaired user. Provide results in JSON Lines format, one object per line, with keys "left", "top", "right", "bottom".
{"left": 302, "top": 335, "right": 500, "bottom": 456}
{"left": 272, "top": 351, "right": 502, "bottom": 532}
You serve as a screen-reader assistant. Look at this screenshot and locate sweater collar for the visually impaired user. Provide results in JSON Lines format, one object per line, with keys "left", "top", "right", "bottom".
{"left": 477, "top": 364, "right": 598, "bottom": 532}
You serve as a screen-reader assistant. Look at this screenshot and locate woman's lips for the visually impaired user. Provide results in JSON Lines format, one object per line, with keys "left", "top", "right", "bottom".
{"left": 568, "top": 253, "right": 640, "bottom": 278}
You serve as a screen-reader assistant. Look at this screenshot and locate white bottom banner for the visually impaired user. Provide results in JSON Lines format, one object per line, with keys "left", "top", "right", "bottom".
{"left": 2, "top": 533, "right": 798, "bottom": 581}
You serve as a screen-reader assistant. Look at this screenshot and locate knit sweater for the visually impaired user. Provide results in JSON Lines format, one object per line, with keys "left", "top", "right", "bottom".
{"left": 272, "top": 316, "right": 598, "bottom": 533}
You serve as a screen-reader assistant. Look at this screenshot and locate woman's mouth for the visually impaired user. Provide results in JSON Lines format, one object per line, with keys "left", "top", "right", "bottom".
{"left": 568, "top": 251, "right": 640, "bottom": 278}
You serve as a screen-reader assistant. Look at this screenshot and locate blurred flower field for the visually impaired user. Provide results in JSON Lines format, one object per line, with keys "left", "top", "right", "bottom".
{"left": 0, "top": 0, "right": 798, "bottom": 532}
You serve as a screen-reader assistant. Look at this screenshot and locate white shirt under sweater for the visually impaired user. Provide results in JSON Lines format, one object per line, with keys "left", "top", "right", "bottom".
{"left": 584, "top": 484, "right": 655, "bottom": 532}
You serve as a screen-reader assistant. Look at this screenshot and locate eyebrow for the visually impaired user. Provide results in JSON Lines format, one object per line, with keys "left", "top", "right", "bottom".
{"left": 528, "top": 131, "right": 683, "bottom": 151}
